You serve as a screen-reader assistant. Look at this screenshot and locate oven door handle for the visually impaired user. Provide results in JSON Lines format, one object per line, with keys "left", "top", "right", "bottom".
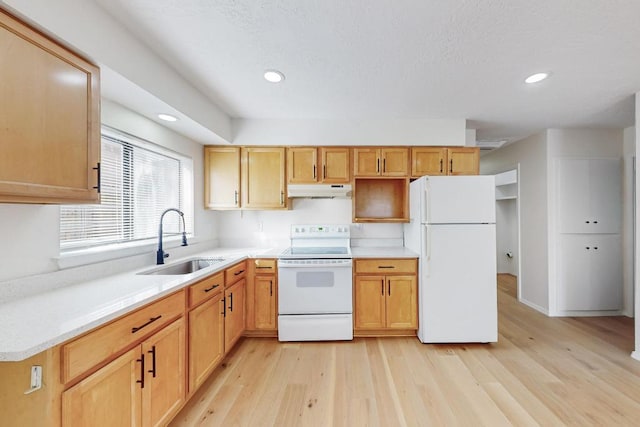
{"left": 278, "top": 261, "right": 353, "bottom": 268}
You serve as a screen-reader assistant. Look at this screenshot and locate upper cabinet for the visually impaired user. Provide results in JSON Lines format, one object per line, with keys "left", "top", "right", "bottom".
{"left": 0, "top": 10, "right": 100, "bottom": 204}
{"left": 557, "top": 158, "right": 621, "bottom": 234}
{"left": 411, "top": 147, "right": 479, "bottom": 177}
{"left": 204, "top": 147, "right": 240, "bottom": 209}
{"left": 446, "top": 147, "right": 479, "bottom": 175}
{"left": 241, "top": 147, "right": 287, "bottom": 209}
{"left": 205, "top": 146, "right": 286, "bottom": 210}
{"left": 287, "top": 147, "right": 350, "bottom": 184}
{"left": 353, "top": 148, "right": 409, "bottom": 177}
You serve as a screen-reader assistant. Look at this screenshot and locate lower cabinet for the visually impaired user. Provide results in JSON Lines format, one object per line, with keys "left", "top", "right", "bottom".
{"left": 224, "top": 278, "right": 246, "bottom": 351}
{"left": 246, "top": 258, "right": 278, "bottom": 334}
{"left": 557, "top": 234, "right": 622, "bottom": 311}
{"left": 353, "top": 258, "right": 418, "bottom": 335}
{"left": 62, "top": 317, "right": 186, "bottom": 427}
{"left": 187, "top": 292, "right": 224, "bottom": 393}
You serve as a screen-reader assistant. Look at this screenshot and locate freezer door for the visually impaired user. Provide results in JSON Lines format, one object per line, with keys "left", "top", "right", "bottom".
{"left": 424, "top": 176, "right": 496, "bottom": 224}
{"left": 419, "top": 224, "right": 497, "bottom": 343}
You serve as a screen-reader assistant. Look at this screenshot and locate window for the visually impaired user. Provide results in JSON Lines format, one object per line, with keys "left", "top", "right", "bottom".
{"left": 60, "top": 127, "right": 193, "bottom": 250}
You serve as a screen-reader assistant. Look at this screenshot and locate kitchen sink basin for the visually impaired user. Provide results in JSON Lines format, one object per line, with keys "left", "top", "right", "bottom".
{"left": 139, "top": 257, "right": 226, "bottom": 275}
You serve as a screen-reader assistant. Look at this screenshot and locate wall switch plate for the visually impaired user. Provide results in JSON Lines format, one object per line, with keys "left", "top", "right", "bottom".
{"left": 23, "top": 365, "right": 42, "bottom": 395}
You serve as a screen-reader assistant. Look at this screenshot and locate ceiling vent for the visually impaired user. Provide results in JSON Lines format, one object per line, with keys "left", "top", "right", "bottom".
{"left": 476, "top": 140, "right": 508, "bottom": 151}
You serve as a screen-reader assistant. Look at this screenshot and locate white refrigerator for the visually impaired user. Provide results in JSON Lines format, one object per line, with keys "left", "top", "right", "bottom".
{"left": 404, "top": 175, "right": 498, "bottom": 343}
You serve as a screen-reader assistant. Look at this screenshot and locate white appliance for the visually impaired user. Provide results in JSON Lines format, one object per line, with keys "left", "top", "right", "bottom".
{"left": 278, "top": 225, "right": 353, "bottom": 341}
{"left": 403, "top": 176, "right": 498, "bottom": 343}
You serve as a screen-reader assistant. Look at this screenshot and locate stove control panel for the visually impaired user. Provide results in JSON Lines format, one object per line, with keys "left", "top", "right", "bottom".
{"left": 291, "top": 224, "right": 351, "bottom": 239}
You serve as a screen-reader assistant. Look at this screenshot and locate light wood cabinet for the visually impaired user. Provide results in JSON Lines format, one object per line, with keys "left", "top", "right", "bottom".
{"left": 411, "top": 147, "right": 447, "bottom": 177}
{"left": 411, "top": 147, "right": 479, "bottom": 177}
{"left": 224, "top": 278, "right": 246, "bottom": 351}
{"left": 286, "top": 147, "right": 351, "bottom": 184}
{"left": 353, "top": 259, "right": 418, "bottom": 335}
{"left": 62, "top": 347, "right": 141, "bottom": 427}
{"left": 353, "top": 147, "right": 409, "bottom": 177}
{"left": 246, "top": 258, "right": 278, "bottom": 334}
{"left": 187, "top": 272, "right": 224, "bottom": 394}
{"left": 62, "top": 318, "right": 186, "bottom": 427}
{"left": 204, "top": 147, "right": 240, "bottom": 209}
{"left": 241, "top": 147, "right": 287, "bottom": 209}
{"left": 353, "top": 178, "right": 409, "bottom": 222}
{"left": 446, "top": 147, "right": 479, "bottom": 175}
{"left": 0, "top": 9, "right": 100, "bottom": 204}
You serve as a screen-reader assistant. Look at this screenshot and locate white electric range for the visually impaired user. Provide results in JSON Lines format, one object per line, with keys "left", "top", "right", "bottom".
{"left": 277, "top": 224, "right": 353, "bottom": 341}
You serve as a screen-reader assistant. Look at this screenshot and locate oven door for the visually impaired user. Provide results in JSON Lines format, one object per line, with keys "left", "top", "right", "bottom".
{"left": 278, "top": 259, "right": 353, "bottom": 315}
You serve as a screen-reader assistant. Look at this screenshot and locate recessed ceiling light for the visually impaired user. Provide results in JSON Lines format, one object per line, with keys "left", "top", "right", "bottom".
{"left": 264, "top": 70, "right": 285, "bottom": 83}
{"left": 525, "top": 72, "right": 549, "bottom": 84}
{"left": 158, "top": 113, "right": 178, "bottom": 122}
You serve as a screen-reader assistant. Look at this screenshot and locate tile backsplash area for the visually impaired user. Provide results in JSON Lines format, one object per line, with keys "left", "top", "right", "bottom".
{"left": 216, "top": 198, "right": 403, "bottom": 248}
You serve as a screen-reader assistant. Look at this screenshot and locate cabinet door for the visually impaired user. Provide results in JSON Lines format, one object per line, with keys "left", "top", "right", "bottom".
{"left": 141, "top": 318, "right": 186, "bottom": 427}
{"left": 588, "top": 158, "right": 622, "bottom": 234}
{"left": 353, "top": 148, "right": 381, "bottom": 177}
{"left": 204, "top": 147, "right": 240, "bottom": 209}
{"left": 381, "top": 148, "right": 409, "bottom": 177}
{"left": 0, "top": 10, "right": 100, "bottom": 204}
{"left": 188, "top": 293, "right": 224, "bottom": 392}
{"left": 354, "top": 276, "right": 386, "bottom": 329}
{"left": 224, "top": 279, "right": 246, "bottom": 351}
{"left": 254, "top": 275, "right": 277, "bottom": 330}
{"left": 557, "top": 159, "right": 591, "bottom": 233}
{"left": 287, "top": 147, "right": 317, "bottom": 183}
{"left": 62, "top": 348, "right": 142, "bottom": 427}
{"left": 588, "top": 234, "right": 623, "bottom": 310}
{"left": 411, "top": 147, "right": 447, "bottom": 177}
{"left": 446, "top": 148, "right": 479, "bottom": 175}
{"left": 321, "top": 147, "right": 351, "bottom": 183}
{"left": 386, "top": 276, "right": 417, "bottom": 329}
{"left": 241, "top": 147, "right": 286, "bottom": 208}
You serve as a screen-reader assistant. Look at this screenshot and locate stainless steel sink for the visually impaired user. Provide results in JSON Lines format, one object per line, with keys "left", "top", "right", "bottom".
{"left": 139, "top": 257, "right": 226, "bottom": 275}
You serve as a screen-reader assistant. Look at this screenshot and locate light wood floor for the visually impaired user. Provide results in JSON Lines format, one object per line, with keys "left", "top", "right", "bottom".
{"left": 170, "top": 275, "right": 640, "bottom": 426}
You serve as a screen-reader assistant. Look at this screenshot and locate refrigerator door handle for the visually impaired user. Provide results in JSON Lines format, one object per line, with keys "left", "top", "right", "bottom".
{"left": 423, "top": 182, "right": 430, "bottom": 224}
{"left": 423, "top": 226, "right": 431, "bottom": 277}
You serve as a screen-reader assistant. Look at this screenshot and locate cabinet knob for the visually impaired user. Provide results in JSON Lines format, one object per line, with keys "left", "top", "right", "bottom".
{"left": 585, "top": 247, "right": 590, "bottom": 250}
{"left": 585, "top": 221, "right": 590, "bottom": 224}
{"left": 593, "top": 220, "right": 598, "bottom": 224}
{"left": 594, "top": 247, "right": 598, "bottom": 250}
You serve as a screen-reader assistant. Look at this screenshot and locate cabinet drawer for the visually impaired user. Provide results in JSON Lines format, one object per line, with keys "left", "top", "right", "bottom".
{"left": 189, "top": 271, "right": 224, "bottom": 308}
{"left": 355, "top": 259, "right": 417, "bottom": 274}
{"left": 225, "top": 260, "right": 247, "bottom": 284}
{"left": 253, "top": 258, "right": 276, "bottom": 273}
{"left": 62, "top": 290, "right": 185, "bottom": 384}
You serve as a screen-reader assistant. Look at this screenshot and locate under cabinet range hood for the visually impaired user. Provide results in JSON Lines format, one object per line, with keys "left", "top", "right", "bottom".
{"left": 287, "top": 184, "right": 352, "bottom": 199}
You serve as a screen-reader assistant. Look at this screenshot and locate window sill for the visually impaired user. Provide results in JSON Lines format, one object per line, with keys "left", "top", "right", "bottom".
{"left": 57, "top": 235, "right": 199, "bottom": 270}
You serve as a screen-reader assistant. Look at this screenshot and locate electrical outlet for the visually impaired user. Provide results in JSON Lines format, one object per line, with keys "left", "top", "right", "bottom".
{"left": 24, "top": 365, "right": 42, "bottom": 395}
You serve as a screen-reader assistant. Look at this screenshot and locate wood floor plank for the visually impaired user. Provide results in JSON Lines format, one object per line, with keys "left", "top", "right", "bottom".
{"left": 171, "top": 275, "right": 640, "bottom": 427}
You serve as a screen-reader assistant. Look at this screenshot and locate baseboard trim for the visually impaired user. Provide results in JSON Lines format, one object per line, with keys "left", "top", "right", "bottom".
{"left": 553, "top": 309, "right": 624, "bottom": 317}
{"left": 632, "top": 351, "right": 640, "bottom": 362}
{"left": 519, "top": 298, "right": 549, "bottom": 315}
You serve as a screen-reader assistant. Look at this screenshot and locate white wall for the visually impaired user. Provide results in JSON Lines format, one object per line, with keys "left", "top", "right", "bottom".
{"left": 623, "top": 127, "right": 635, "bottom": 318}
{"left": 481, "top": 132, "right": 550, "bottom": 313}
{"left": 216, "top": 198, "right": 403, "bottom": 248}
{"left": 0, "top": 100, "right": 218, "bottom": 286}
{"left": 496, "top": 199, "right": 518, "bottom": 275}
{"left": 231, "top": 118, "right": 467, "bottom": 146}
{"left": 634, "top": 93, "right": 640, "bottom": 362}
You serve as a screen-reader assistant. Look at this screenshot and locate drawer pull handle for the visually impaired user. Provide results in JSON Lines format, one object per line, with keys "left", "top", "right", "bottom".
{"left": 131, "top": 315, "right": 162, "bottom": 334}
{"left": 136, "top": 355, "right": 145, "bottom": 389}
{"left": 378, "top": 266, "right": 394, "bottom": 269}
{"left": 256, "top": 266, "right": 272, "bottom": 269}
{"left": 234, "top": 269, "right": 245, "bottom": 276}
{"left": 204, "top": 284, "right": 220, "bottom": 293}
{"left": 148, "top": 346, "right": 157, "bottom": 378}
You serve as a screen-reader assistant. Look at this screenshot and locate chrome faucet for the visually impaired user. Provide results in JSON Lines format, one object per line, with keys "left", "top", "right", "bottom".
{"left": 157, "top": 208, "right": 188, "bottom": 264}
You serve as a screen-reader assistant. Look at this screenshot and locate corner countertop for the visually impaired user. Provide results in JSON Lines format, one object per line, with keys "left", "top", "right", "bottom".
{"left": 0, "top": 247, "right": 283, "bottom": 362}
{"left": 351, "top": 247, "right": 419, "bottom": 258}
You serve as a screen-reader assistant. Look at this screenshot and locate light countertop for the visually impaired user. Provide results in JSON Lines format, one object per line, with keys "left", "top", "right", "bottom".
{"left": 0, "top": 247, "right": 282, "bottom": 361}
{"left": 351, "top": 247, "right": 419, "bottom": 258}
{"left": 0, "top": 245, "right": 416, "bottom": 361}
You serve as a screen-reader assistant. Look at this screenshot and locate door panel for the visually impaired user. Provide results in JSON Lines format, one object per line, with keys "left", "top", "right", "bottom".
{"left": 386, "top": 275, "right": 417, "bottom": 329}
{"left": 354, "top": 276, "right": 385, "bottom": 329}
{"left": 188, "top": 295, "right": 224, "bottom": 392}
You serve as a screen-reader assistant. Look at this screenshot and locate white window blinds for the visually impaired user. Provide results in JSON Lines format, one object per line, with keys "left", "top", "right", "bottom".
{"left": 60, "top": 129, "right": 193, "bottom": 250}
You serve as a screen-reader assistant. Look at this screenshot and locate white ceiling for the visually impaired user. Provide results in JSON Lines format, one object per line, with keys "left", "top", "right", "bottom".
{"left": 92, "top": 0, "right": 639, "bottom": 144}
